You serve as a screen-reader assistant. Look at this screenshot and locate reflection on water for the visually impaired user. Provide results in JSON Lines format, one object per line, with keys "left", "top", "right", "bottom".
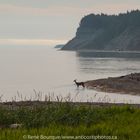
{"left": 76, "top": 51, "right": 140, "bottom": 58}
{"left": 0, "top": 46, "right": 140, "bottom": 103}
{"left": 76, "top": 51, "right": 140, "bottom": 79}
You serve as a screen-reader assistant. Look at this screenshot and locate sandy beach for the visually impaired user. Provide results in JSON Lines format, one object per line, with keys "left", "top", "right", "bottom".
{"left": 85, "top": 73, "right": 140, "bottom": 95}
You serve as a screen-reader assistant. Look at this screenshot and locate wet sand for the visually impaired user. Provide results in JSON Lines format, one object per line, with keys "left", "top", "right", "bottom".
{"left": 85, "top": 73, "right": 140, "bottom": 95}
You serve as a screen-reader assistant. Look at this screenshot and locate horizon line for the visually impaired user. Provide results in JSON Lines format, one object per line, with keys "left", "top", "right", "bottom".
{"left": 0, "top": 38, "right": 68, "bottom": 46}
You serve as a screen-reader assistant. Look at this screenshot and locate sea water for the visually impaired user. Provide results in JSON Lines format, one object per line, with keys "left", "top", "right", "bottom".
{"left": 0, "top": 46, "right": 140, "bottom": 103}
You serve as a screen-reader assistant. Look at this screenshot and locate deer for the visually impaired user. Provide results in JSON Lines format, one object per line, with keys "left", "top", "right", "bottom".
{"left": 74, "top": 79, "right": 85, "bottom": 88}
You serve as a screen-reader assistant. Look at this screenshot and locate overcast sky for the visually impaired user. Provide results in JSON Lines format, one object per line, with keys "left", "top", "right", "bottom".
{"left": 0, "top": 0, "right": 140, "bottom": 46}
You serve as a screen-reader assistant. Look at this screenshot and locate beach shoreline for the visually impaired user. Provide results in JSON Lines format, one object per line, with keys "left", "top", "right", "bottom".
{"left": 85, "top": 73, "right": 140, "bottom": 95}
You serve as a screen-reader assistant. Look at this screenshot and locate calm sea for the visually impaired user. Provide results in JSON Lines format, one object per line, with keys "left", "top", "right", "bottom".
{"left": 0, "top": 46, "right": 140, "bottom": 103}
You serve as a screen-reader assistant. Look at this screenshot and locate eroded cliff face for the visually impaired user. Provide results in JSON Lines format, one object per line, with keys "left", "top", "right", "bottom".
{"left": 62, "top": 11, "right": 140, "bottom": 51}
{"left": 105, "top": 27, "right": 140, "bottom": 51}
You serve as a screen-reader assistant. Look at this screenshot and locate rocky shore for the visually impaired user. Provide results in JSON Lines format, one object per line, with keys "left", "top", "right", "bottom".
{"left": 1, "top": 100, "right": 140, "bottom": 109}
{"left": 85, "top": 73, "right": 140, "bottom": 95}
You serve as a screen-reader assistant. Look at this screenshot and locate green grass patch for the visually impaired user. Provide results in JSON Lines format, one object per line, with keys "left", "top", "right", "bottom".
{"left": 0, "top": 102, "right": 140, "bottom": 140}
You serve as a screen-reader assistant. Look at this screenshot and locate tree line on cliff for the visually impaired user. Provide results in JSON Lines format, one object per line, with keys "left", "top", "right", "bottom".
{"left": 62, "top": 10, "right": 140, "bottom": 50}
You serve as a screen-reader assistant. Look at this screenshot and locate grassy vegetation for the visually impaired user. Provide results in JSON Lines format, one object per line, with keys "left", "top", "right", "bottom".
{"left": 0, "top": 102, "right": 140, "bottom": 140}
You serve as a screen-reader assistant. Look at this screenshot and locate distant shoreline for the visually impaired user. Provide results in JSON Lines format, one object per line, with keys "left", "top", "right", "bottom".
{"left": 77, "top": 50, "right": 140, "bottom": 53}
{"left": 61, "top": 49, "right": 140, "bottom": 53}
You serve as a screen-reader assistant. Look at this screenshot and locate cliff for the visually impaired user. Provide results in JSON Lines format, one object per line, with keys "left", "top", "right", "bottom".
{"left": 62, "top": 10, "right": 140, "bottom": 51}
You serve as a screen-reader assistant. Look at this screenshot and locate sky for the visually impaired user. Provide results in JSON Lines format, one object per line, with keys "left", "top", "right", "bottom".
{"left": 0, "top": 0, "right": 140, "bottom": 46}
